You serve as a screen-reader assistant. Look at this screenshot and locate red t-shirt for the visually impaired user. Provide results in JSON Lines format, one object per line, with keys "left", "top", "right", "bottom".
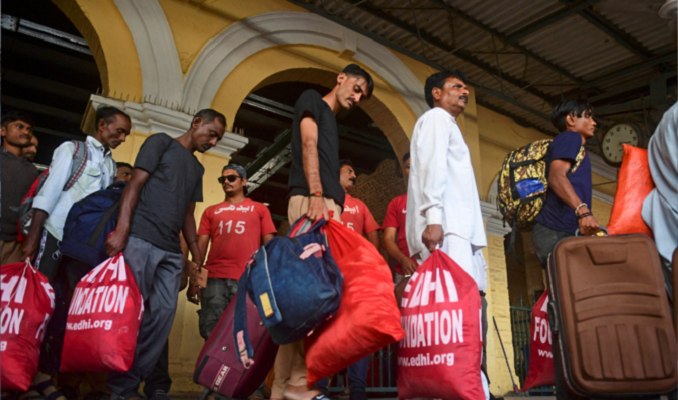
{"left": 198, "top": 198, "right": 277, "bottom": 280}
{"left": 382, "top": 194, "right": 412, "bottom": 275}
{"left": 341, "top": 194, "right": 380, "bottom": 236}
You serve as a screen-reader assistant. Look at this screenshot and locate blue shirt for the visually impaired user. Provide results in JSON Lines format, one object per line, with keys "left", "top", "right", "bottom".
{"left": 535, "top": 131, "right": 591, "bottom": 234}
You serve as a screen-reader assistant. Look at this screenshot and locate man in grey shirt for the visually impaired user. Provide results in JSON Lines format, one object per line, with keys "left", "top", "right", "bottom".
{"left": 1, "top": 110, "right": 39, "bottom": 265}
{"left": 105, "top": 109, "right": 226, "bottom": 400}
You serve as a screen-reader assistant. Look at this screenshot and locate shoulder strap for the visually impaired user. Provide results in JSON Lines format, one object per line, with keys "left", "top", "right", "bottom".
{"left": 234, "top": 264, "right": 255, "bottom": 367}
{"left": 64, "top": 140, "right": 89, "bottom": 191}
{"left": 567, "top": 145, "right": 586, "bottom": 178}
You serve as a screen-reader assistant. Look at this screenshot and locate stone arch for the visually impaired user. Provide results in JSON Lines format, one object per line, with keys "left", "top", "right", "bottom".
{"left": 251, "top": 68, "right": 410, "bottom": 160}
{"left": 183, "top": 11, "right": 428, "bottom": 117}
{"left": 53, "top": 0, "right": 109, "bottom": 91}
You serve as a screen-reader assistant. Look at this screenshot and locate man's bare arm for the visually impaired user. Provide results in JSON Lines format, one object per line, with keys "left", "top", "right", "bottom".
{"left": 105, "top": 168, "right": 151, "bottom": 256}
{"left": 383, "top": 227, "right": 416, "bottom": 275}
{"left": 300, "top": 114, "right": 329, "bottom": 221}
{"left": 367, "top": 231, "right": 380, "bottom": 251}
{"left": 549, "top": 159, "right": 599, "bottom": 235}
{"left": 181, "top": 202, "right": 203, "bottom": 268}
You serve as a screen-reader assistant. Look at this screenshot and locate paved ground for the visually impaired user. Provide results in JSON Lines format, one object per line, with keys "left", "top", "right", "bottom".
{"left": 168, "top": 395, "right": 557, "bottom": 400}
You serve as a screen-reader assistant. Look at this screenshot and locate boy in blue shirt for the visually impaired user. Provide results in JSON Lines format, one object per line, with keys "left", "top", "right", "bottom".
{"left": 532, "top": 99, "right": 601, "bottom": 267}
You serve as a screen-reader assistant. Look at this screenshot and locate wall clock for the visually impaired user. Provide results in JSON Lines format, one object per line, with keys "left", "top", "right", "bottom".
{"left": 600, "top": 122, "right": 643, "bottom": 167}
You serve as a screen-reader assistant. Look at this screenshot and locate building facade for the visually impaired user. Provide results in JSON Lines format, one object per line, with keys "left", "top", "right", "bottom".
{"left": 52, "top": 0, "right": 618, "bottom": 393}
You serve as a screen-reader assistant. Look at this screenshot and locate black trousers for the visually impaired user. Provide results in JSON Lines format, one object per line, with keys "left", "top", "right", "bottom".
{"left": 144, "top": 341, "right": 172, "bottom": 397}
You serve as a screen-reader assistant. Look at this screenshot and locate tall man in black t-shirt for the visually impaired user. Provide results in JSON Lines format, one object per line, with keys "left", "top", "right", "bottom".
{"left": 105, "top": 109, "right": 226, "bottom": 400}
{"left": 274, "top": 64, "right": 373, "bottom": 400}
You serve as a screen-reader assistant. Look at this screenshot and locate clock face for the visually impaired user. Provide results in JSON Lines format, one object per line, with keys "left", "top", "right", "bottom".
{"left": 602, "top": 123, "right": 639, "bottom": 164}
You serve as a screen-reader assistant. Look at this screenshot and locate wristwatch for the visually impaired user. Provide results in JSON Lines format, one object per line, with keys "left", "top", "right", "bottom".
{"left": 309, "top": 191, "right": 323, "bottom": 198}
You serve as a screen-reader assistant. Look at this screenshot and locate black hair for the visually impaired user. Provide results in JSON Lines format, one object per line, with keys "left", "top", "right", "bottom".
{"left": 2, "top": 110, "right": 34, "bottom": 128}
{"left": 342, "top": 64, "right": 374, "bottom": 99}
{"left": 193, "top": 109, "right": 226, "bottom": 128}
{"left": 424, "top": 70, "right": 468, "bottom": 108}
{"left": 551, "top": 99, "right": 593, "bottom": 133}
{"left": 96, "top": 106, "right": 131, "bottom": 129}
{"left": 402, "top": 152, "right": 410, "bottom": 163}
{"left": 339, "top": 159, "right": 354, "bottom": 169}
{"left": 116, "top": 162, "right": 133, "bottom": 170}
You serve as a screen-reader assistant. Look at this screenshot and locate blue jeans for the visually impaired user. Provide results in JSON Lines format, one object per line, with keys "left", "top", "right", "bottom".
{"left": 347, "top": 357, "right": 369, "bottom": 394}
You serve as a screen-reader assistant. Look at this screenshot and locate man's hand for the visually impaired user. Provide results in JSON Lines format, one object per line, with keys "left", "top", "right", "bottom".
{"left": 307, "top": 196, "right": 329, "bottom": 222}
{"left": 422, "top": 224, "right": 444, "bottom": 253}
{"left": 401, "top": 257, "right": 418, "bottom": 276}
{"left": 105, "top": 229, "right": 129, "bottom": 257}
{"left": 577, "top": 207, "right": 600, "bottom": 236}
{"left": 187, "top": 283, "right": 201, "bottom": 305}
{"left": 21, "top": 231, "right": 40, "bottom": 261}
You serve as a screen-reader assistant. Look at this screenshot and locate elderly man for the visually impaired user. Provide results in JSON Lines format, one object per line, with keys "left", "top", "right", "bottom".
{"left": 406, "top": 70, "right": 490, "bottom": 399}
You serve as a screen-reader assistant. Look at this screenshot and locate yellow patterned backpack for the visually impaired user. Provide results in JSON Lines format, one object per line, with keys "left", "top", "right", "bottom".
{"left": 497, "top": 139, "right": 585, "bottom": 232}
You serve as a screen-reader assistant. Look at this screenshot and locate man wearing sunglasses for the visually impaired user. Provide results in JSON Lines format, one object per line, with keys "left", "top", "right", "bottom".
{"left": 192, "top": 164, "right": 276, "bottom": 346}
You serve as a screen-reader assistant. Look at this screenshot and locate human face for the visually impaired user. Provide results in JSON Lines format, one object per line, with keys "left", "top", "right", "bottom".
{"left": 432, "top": 77, "right": 469, "bottom": 117}
{"left": 1, "top": 120, "right": 33, "bottom": 148}
{"left": 567, "top": 109, "right": 596, "bottom": 139}
{"left": 339, "top": 164, "right": 356, "bottom": 192}
{"left": 220, "top": 169, "right": 244, "bottom": 196}
{"left": 98, "top": 114, "right": 131, "bottom": 150}
{"left": 116, "top": 166, "right": 132, "bottom": 182}
{"left": 335, "top": 74, "right": 369, "bottom": 110}
{"left": 192, "top": 118, "right": 226, "bottom": 153}
{"left": 403, "top": 157, "right": 410, "bottom": 181}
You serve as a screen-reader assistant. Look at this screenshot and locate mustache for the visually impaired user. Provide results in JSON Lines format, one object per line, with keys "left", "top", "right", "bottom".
{"left": 459, "top": 95, "right": 469, "bottom": 101}
{"left": 349, "top": 178, "right": 356, "bottom": 183}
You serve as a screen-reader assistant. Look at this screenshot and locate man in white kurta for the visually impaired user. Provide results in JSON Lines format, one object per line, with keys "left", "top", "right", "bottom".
{"left": 406, "top": 70, "right": 490, "bottom": 399}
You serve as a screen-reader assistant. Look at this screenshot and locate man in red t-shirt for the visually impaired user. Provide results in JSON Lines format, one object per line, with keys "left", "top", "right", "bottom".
{"left": 339, "top": 159, "right": 380, "bottom": 250}
{"left": 194, "top": 164, "right": 276, "bottom": 340}
{"left": 382, "top": 152, "right": 417, "bottom": 284}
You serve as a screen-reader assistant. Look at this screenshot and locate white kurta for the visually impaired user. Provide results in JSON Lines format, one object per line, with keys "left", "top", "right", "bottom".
{"left": 406, "top": 107, "right": 488, "bottom": 289}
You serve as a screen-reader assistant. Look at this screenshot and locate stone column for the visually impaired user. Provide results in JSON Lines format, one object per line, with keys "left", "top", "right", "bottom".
{"left": 481, "top": 201, "right": 520, "bottom": 394}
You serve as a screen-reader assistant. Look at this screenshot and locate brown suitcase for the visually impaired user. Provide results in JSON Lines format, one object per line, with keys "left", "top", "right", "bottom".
{"left": 546, "top": 234, "right": 677, "bottom": 397}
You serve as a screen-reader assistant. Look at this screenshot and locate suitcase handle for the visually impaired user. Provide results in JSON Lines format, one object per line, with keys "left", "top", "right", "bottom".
{"left": 547, "top": 300, "right": 559, "bottom": 335}
{"left": 574, "top": 226, "right": 608, "bottom": 237}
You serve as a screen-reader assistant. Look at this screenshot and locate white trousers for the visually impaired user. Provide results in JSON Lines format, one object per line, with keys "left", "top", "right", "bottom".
{"left": 414, "top": 234, "right": 490, "bottom": 400}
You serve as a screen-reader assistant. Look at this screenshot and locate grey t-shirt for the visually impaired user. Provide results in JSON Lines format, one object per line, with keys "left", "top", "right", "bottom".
{"left": 1, "top": 149, "right": 39, "bottom": 241}
{"left": 129, "top": 133, "right": 204, "bottom": 253}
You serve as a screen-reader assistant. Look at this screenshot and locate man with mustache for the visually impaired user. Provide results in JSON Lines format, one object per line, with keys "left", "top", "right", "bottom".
{"left": 338, "top": 159, "right": 380, "bottom": 250}
{"left": 21, "top": 106, "right": 131, "bottom": 400}
{"left": 104, "top": 109, "right": 225, "bottom": 400}
{"left": 192, "top": 163, "right": 276, "bottom": 400}
{"left": 276, "top": 64, "right": 373, "bottom": 400}
{"left": 406, "top": 70, "right": 490, "bottom": 399}
{"left": 23, "top": 135, "right": 39, "bottom": 162}
{"left": 1, "top": 110, "right": 39, "bottom": 265}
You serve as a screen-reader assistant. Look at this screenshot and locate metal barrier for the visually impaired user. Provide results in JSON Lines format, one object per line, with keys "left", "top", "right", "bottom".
{"left": 328, "top": 343, "right": 398, "bottom": 396}
{"left": 510, "top": 297, "right": 555, "bottom": 395}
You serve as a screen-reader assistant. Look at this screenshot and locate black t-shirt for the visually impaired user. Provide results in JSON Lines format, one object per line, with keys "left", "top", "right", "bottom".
{"left": 130, "top": 133, "right": 204, "bottom": 253}
{"left": 1, "top": 149, "right": 39, "bottom": 241}
{"left": 288, "top": 90, "right": 345, "bottom": 208}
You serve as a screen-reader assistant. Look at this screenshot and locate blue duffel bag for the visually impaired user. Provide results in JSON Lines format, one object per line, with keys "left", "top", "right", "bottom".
{"left": 234, "top": 216, "right": 343, "bottom": 364}
{"left": 60, "top": 181, "right": 125, "bottom": 266}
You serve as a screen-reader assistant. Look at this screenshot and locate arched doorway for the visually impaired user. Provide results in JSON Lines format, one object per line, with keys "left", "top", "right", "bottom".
{"left": 1, "top": 0, "right": 103, "bottom": 166}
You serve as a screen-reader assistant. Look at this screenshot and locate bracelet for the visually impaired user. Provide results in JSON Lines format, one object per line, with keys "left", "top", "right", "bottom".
{"left": 309, "top": 191, "right": 323, "bottom": 198}
{"left": 577, "top": 212, "right": 593, "bottom": 220}
{"left": 574, "top": 203, "right": 588, "bottom": 216}
{"left": 187, "top": 240, "right": 197, "bottom": 245}
{"left": 399, "top": 255, "right": 407, "bottom": 264}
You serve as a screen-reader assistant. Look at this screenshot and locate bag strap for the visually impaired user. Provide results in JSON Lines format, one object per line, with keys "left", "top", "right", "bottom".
{"left": 87, "top": 198, "right": 122, "bottom": 247}
{"left": 64, "top": 140, "right": 89, "bottom": 191}
{"left": 233, "top": 264, "right": 255, "bottom": 367}
{"left": 288, "top": 215, "right": 325, "bottom": 238}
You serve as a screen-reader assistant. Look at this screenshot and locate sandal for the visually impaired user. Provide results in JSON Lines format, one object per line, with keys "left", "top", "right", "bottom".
{"left": 34, "top": 381, "right": 66, "bottom": 400}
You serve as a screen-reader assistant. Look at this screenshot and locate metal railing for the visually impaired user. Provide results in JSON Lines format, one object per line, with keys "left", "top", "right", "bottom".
{"left": 510, "top": 296, "right": 555, "bottom": 395}
{"left": 328, "top": 344, "right": 398, "bottom": 396}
